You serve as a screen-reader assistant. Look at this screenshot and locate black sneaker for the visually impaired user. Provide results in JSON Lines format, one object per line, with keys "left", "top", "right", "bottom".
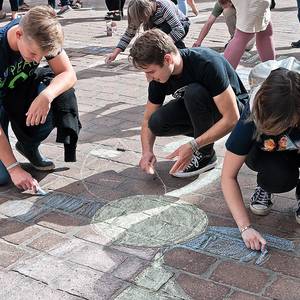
{"left": 295, "top": 180, "right": 300, "bottom": 224}
{"left": 16, "top": 142, "right": 55, "bottom": 171}
{"left": 270, "top": 0, "right": 275, "bottom": 10}
{"left": 291, "top": 40, "right": 300, "bottom": 48}
{"left": 250, "top": 186, "right": 273, "bottom": 216}
{"left": 172, "top": 150, "right": 217, "bottom": 178}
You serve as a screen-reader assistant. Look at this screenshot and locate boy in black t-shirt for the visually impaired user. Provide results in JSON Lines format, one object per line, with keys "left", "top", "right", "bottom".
{"left": 0, "top": 6, "right": 78, "bottom": 191}
{"left": 129, "top": 29, "right": 248, "bottom": 177}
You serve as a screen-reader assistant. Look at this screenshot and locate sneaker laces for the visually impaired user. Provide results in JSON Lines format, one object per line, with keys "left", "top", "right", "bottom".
{"left": 184, "top": 152, "right": 202, "bottom": 171}
{"left": 251, "top": 186, "right": 272, "bottom": 206}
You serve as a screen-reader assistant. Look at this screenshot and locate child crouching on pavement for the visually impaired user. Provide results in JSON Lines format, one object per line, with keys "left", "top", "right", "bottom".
{"left": 221, "top": 68, "right": 300, "bottom": 251}
{"left": 0, "top": 5, "right": 80, "bottom": 191}
{"left": 106, "top": 0, "right": 190, "bottom": 63}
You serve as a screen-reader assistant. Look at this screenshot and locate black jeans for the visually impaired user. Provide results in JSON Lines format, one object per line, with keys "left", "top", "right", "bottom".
{"left": 246, "top": 144, "right": 300, "bottom": 193}
{"left": 105, "top": 0, "right": 125, "bottom": 12}
{"left": 0, "top": 0, "right": 18, "bottom": 11}
{"left": 148, "top": 83, "right": 231, "bottom": 155}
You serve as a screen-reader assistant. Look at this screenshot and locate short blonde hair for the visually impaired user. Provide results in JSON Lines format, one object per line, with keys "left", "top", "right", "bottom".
{"left": 20, "top": 5, "right": 64, "bottom": 56}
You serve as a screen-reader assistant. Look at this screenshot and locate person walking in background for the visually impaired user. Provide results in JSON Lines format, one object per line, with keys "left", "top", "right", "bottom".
{"left": 106, "top": 0, "right": 190, "bottom": 63}
{"left": 178, "top": 0, "right": 198, "bottom": 16}
{"left": 291, "top": 0, "right": 300, "bottom": 47}
{"left": 223, "top": 0, "right": 275, "bottom": 69}
{"left": 193, "top": 0, "right": 254, "bottom": 51}
{"left": 222, "top": 68, "right": 300, "bottom": 251}
{"left": 0, "top": 0, "right": 18, "bottom": 20}
{"left": 105, "top": 0, "right": 126, "bottom": 21}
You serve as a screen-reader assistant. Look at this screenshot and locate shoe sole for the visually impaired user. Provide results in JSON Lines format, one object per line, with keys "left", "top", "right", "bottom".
{"left": 171, "top": 160, "right": 217, "bottom": 178}
{"left": 16, "top": 147, "right": 55, "bottom": 171}
{"left": 250, "top": 205, "right": 272, "bottom": 216}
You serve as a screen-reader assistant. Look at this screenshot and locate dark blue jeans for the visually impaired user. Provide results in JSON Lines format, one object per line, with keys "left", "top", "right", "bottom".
{"left": 297, "top": 0, "right": 300, "bottom": 22}
{"left": 0, "top": 83, "right": 54, "bottom": 185}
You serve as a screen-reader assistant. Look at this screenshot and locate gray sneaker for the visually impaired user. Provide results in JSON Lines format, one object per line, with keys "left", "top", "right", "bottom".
{"left": 250, "top": 186, "right": 273, "bottom": 216}
{"left": 57, "top": 5, "right": 72, "bottom": 15}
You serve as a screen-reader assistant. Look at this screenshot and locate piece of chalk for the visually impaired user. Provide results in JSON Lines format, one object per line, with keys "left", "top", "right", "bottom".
{"left": 35, "top": 186, "right": 48, "bottom": 196}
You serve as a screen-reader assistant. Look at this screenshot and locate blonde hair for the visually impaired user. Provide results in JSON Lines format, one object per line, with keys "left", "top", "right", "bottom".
{"left": 19, "top": 5, "right": 64, "bottom": 56}
{"left": 128, "top": 0, "right": 155, "bottom": 29}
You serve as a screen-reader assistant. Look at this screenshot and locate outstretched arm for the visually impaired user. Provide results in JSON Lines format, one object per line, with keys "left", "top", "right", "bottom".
{"left": 0, "top": 126, "right": 38, "bottom": 190}
{"left": 221, "top": 150, "right": 266, "bottom": 250}
{"left": 193, "top": 14, "right": 217, "bottom": 47}
{"left": 139, "top": 101, "right": 161, "bottom": 174}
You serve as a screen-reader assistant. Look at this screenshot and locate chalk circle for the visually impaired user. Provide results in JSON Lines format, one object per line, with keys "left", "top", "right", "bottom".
{"left": 80, "top": 141, "right": 167, "bottom": 198}
{"left": 91, "top": 195, "right": 208, "bottom": 247}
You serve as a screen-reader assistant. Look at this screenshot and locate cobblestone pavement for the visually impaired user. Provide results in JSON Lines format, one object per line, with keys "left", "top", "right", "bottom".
{"left": 0, "top": 0, "right": 300, "bottom": 299}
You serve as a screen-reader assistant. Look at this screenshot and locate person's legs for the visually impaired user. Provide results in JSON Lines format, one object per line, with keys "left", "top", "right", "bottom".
{"left": 0, "top": 103, "right": 10, "bottom": 185}
{"left": 57, "top": 0, "right": 72, "bottom": 15}
{"left": 8, "top": 0, "right": 18, "bottom": 19}
{"left": 187, "top": 0, "right": 198, "bottom": 16}
{"left": 177, "top": 0, "right": 187, "bottom": 16}
{"left": 255, "top": 22, "right": 275, "bottom": 62}
{"left": 246, "top": 145, "right": 300, "bottom": 215}
{"left": 291, "top": 0, "right": 300, "bottom": 47}
{"left": 157, "top": 21, "right": 189, "bottom": 49}
{"left": 183, "top": 83, "right": 221, "bottom": 155}
{"left": 4, "top": 81, "right": 56, "bottom": 171}
{"left": 224, "top": 29, "right": 255, "bottom": 69}
{"left": 148, "top": 97, "right": 194, "bottom": 138}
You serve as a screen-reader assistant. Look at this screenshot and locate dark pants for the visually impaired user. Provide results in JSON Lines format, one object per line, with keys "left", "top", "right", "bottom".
{"left": 159, "top": 19, "right": 190, "bottom": 49}
{"left": 246, "top": 145, "right": 300, "bottom": 193}
{"left": 297, "top": 0, "right": 300, "bottom": 22}
{"left": 105, "top": 0, "right": 125, "bottom": 12}
{"left": 0, "top": 0, "right": 18, "bottom": 11}
{"left": 0, "top": 78, "right": 54, "bottom": 185}
{"left": 148, "top": 83, "right": 228, "bottom": 155}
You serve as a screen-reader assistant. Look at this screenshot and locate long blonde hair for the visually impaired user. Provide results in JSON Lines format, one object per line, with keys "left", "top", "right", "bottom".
{"left": 128, "top": 0, "right": 155, "bottom": 29}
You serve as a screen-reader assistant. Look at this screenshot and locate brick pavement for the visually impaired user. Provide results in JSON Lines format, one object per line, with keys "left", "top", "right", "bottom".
{"left": 0, "top": 0, "right": 300, "bottom": 299}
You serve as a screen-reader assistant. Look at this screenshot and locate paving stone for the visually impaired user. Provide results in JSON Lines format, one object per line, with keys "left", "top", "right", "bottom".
{"left": 35, "top": 211, "right": 85, "bottom": 233}
{"left": 27, "top": 232, "right": 69, "bottom": 251}
{"left": 0, "top": 270, "right": 80, "bottom": 300}
{"left": 0, "top": 200, "right": 48, "bottom": 223}
{"left": 134, "top": 263, "right": 174, "bottom": 291}
{"left": 112, "top": 256, "right": 149, "bottom": 281}
{"left": 111, "top": 244, "right": 159, "bottom": 261}
{"left": 263, "top": 251, "right": 300, "bottom": 278}
{"left": 264, "top": 276, "right": 300, "bottom": 300}
{"left": 164, "top": 248, "right": 217, "bottom": 275}
{"left": 0, "top": 219, "right": 40, "bottom": 245}
{"left": 48, "top": 238, "right": 128, "bottom": 272}
{"left": 228, "top": 291, "right": 269, "bottom": 300}
{"left": 0, "top": 240, "right": 28, "bottom": 268}
{"left": 13, "top": 253, "right": 126, "bottom": 299}
{"left": 176, "top": 273, "right": 230, "bottom": 300}
{"left": 210, "top": 261, "right": 270, "bottom": 293}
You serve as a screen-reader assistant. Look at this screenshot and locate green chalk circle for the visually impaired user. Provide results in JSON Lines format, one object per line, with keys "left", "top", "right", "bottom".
{"left": 91, "top": 195, "right": 208, "bottom": 247}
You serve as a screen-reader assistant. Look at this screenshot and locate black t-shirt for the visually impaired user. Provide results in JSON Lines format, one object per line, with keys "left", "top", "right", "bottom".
{"left": 226, "top": 105, "right": 300, "bottom": 155}
{"left": 0, "top": 19, "right": 40, "bottom": 99}
{"left": 148, "top": 47, "right": 248, "bottom": 105}
{"left": 0, "top": 19, "right": 60, "bottom": 100}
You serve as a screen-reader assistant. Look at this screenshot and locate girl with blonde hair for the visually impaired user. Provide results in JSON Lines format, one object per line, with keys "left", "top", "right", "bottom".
{"left": 106, "top": 0, "right": 190, "bottom": 63}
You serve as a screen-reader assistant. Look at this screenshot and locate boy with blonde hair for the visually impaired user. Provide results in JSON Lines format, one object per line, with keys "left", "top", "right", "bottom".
{"left": 0, "top": 5, "right": 80, "bottom": 191}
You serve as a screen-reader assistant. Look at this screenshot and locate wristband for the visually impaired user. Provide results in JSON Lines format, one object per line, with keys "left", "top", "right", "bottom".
{"left": 6, "top": 161, "right": 20, "bottom": 171}
{"left": 189, "top": 139, "right": 200, "bottom": 154}
{"left": 240, "top": 224, "right": 252, "bottom": 235}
